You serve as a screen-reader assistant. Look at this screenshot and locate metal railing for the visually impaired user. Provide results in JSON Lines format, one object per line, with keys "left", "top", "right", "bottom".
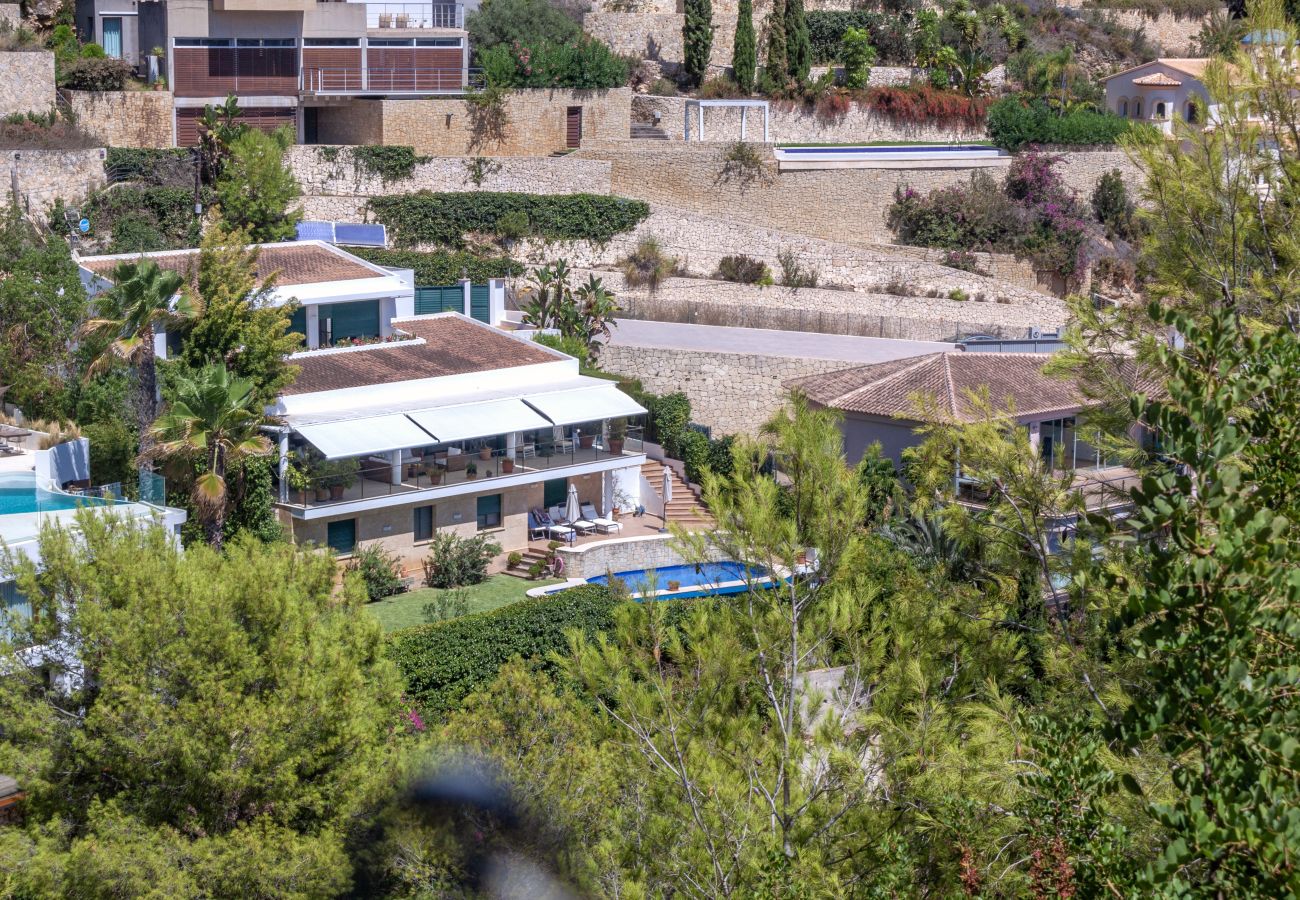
{"left": 280, "top": 429, "right": 646, "bottom": 510}
{"left": 301, "top": 66, "right": 482, "bottom": 94}
{"left": 363, "top": 2, "right": 464, "bottom": 29}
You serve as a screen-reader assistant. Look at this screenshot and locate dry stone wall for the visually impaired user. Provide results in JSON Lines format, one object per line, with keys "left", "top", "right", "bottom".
{"left": 287, "top": 146, "right": 613, "bottom": 197}
{"left": 1053, "top": 0, "right": 1223, "bottom": 55}
{"left": 2, "top": 148, "right": 106, "bottom": 223}
{"left": 68, "top": 90, "right": 174, "bottom": 148}
{"left": 0, "top": 51, "right": 55, "bottom": 118}
{"left": 0, "top": 4, "right": 20, "bottom": 28}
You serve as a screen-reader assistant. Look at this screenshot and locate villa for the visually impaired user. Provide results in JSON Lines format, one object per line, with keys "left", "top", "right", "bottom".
{"left": 1103, "top": 58, "right": 1211, "bottom": 136}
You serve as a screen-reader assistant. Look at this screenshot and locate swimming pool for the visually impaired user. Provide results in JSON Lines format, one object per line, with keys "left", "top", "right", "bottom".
{"left": 774, "top": 144, "right": 1007, "bottom": 171}
{"left": 0, "top": 474, "right": 105, "bottom": 515}
{"left": 588, "top": 561, "right": 770, "bottom": 599}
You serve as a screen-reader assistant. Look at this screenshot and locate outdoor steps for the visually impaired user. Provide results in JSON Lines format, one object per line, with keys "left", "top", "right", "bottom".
{"left": 630, "top": 123, "right": 669, "bottom": 140}
{"left": 503, "top": 546, "right": 553, "bottom": 579}
{"left": 641, "top": 460, "right": 713, "bottom": 527}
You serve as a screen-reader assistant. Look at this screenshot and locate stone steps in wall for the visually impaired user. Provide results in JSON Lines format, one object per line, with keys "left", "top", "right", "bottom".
{"left": 642, "top": 460, "right": 713, "bottom": 527}
{"left": 630, "top": 124, "right": 669, "bottom": 140}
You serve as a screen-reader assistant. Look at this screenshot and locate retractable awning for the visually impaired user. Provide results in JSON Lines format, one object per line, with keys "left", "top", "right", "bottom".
{"left": 524, "top": 385, "right": 647, "bottom": 426}
{"left": 407, "top": 398, "right": 552, "bottom": 443}
{"left": 295, "top": 414, "right": 434, "bottom": 460}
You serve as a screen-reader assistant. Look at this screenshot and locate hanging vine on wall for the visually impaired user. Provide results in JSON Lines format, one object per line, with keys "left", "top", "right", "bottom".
{"left": 350, "top": 146, "right": 431, "bottom": 184}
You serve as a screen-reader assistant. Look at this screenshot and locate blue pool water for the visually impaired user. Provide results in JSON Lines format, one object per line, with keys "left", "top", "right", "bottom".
{"left": 588, "top": 561, "right": 768, "bottom": 599}
{"left": 0, "top": 476, "right": 104, "bottom": 515}
{"left": 779, "top": 144, "right": 996, "bottom": 155}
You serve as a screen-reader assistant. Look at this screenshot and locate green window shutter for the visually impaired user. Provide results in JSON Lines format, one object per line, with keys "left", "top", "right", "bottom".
{"left": 543, "top": 478, "right": 568, "bottom": 509}
{"left": 476, "top": 494, "right": 502, "bottom": 530}
{"left": 414, "top": 505, "right": 433, "bottom": 542}
{"left": 470, "top": 284, "right": 490, "bottom": 323}
{"left": 415, "top": 285, "right": 463, "bottom": 315}
{"left": 322, "top": 300, "right": 380, "bottom": 342}
{"left": 326, "top": 519, "right": 357, "bottom": 554}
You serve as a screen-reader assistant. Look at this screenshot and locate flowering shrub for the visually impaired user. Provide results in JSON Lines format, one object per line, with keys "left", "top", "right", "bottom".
{"left": 887, "top": 151, "right": 1090, "bottom": 280}
{"left": 864, "top": 84, "right": 990, "bottom": 126}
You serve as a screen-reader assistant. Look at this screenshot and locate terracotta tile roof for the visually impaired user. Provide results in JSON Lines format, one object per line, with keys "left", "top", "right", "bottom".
{"left": 787, "top": 353, "right": 1093, "bottom": 423}
{"left": 1132, "top": 72, "right": 1183, "bottom": 86}
{"left": 281, "top": 314, "right": 559, "bottom": 396}
{"left": 78, "top": 243, "right": 381, "bottom": 287}
{"left": 1104, "top": 57, "right": 1210, "bottom": 82}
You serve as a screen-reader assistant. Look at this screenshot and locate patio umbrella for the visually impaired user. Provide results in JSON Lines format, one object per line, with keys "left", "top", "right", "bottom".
{"left": 662, "top": 468, "right": 672, "bottom": 505}
{"left": 565, "top": 483, "right": 582, "bottom": 525}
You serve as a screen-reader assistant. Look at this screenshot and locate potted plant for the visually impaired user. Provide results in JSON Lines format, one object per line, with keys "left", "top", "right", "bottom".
{"left": 478, "top": 445, "right": 493, "bottom": 461}
{"left": 153, "top": 76, "right": 167, "bottom": 92}
{"left": 319, "top": 458, "right": 359, "bottom": 500}
{"left": 507, "top": 550, "right": 523, "bottom": 570}
{"left": 285, "top": 459, "right": 311, "bottom": 505}
{"left": 424, "top": 462, "right": 443, "bottom": 485}
{"left": 667, "top": 580, "right": 681, "bottom": 591}
{"left": 578, "top": 429, "right": 595, "bottom": 450}
{"left": 607, "top": 417, "right": 627, "bottom": 456}
{"left": 501, "top": 456, "right": 515, "bottom": 473}
{"left": 465, "top": 461, "right": 477, "bottom": 480}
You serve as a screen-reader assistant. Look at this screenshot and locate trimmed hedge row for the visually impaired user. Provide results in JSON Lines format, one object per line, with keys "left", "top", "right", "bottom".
{"left": 349, "top": 248, "right": 524, "bottom": 284}
{"left": 368, "top": 192, "right": 650, "bottom": 248}
{"left": 806, "top": 10, "right": 914, "bottom": 65}
{"left": 986, "top": 99, "right": 1145, "bottom": 152}
{"left": 388, "top": 584, "right": 625, "bottom": 715}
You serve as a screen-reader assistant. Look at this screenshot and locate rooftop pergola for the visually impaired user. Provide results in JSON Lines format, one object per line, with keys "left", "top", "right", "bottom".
{"left": 683, "top": 99, "right": 770, "bottom": 143}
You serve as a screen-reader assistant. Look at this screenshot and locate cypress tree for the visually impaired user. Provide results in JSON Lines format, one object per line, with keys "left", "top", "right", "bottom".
{"left": 762, "top": 0, "right": 787, "bottom": 93}
{"left": 683, "top": 0, "right": 714, "bottom": 88}
{"left": 732, "top": 0, "right": 757, "bottom": 94}
{"left": 784, "top": 0, "right": 811, "bottom": 83}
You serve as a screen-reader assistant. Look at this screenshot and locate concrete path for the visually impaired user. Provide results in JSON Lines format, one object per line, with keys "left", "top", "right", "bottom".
{"left": 607, "top": 318, "right": 954, "bottom": 363}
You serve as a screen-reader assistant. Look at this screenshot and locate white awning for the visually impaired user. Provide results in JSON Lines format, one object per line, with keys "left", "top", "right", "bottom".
{"left": 407, "top": 398, "right": 552, "bottom": 443}
{"left": 524, "top": 385, "right": 646, "bottom": 426}
{"left": 295, "top": 414, "right": 434, "bottom": 459}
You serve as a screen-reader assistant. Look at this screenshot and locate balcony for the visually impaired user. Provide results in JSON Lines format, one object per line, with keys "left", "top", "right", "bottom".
{"left": 279, "top": 429, "right": 646, "bottom": 516}
{"left": 359, "top": 2, "right": 464, "bottom": 29}
{"left": 301, "top": 66, "right": 482, "bottom": 95}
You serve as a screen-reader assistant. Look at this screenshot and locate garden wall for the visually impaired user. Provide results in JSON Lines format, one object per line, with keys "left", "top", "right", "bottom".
{"left": 1053, "top": 0, "right": 1224, "bottom": 55}
{"left": 0, "top": 51, "right": 55, "bottom": 118}
{"left": 68, "top": 90, "right": 175, "bottom": 149}
{"left": 334, "top": 88, "right": 632, "bottom": 157}
{"left": 2, "top": 147, "right": 106, "bottom": 223}
{"left": 286, "top": 146, "right": 613, "bottom": 198}
{"left": 586, "top": 269, "right": 1070, "bottom": 342}
{"left": 555, "top": 533, "right": 725, "bottom": 580}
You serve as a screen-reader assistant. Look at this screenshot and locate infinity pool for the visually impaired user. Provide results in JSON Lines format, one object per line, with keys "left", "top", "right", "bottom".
{"left": 588, "top": 561, "right": 769, "bottom": 599}
{"left": 0, "top": 474, "right": 105, "bottom": 515}
{"left": 774, "top": 144, "right": 1007, "bottom": 171}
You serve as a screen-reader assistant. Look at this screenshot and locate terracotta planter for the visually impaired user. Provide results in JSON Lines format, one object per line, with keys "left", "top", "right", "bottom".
{"left": 479, "top": 447, "right": 492, "bottom": 460}
{"left": 466, "top": 472, "right": 476, "bottom": 480}
{"left": 501, "top": 459, "right": 515, "bottom": 474}
{"left": 429, "top": 471, "right": 443, "bottom": 485}
{"left": 608, "top": 438, "right": 625, "bottom": 456}
{"left": 329, "top": 484, "right": 345, "bottom": 500}
{"left": 297, "top": 489, "right": 309, "bottom": 505}
{"left": 314, "top": 487, "right": 329, "bottom": 501}
{"left": 579, "top": 434, "right": 595, "bottom": 449}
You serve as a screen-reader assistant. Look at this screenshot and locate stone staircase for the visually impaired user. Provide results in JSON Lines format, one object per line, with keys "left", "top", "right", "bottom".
{"left": 504, "top": 544, "right": 557, "bottom": 579}
{"left": 630, "top": 123, "right": 670, "bottom": 140}
{"left": 641, "top": 459, "right": 713, "bottom": 528}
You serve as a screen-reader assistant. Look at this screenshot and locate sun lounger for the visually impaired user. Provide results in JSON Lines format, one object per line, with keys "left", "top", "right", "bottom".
{"left": 550, "top": 504, "right": 595, "bottom": 535}
{"left": 531, "top": 509, "right": 575, "bottom": 543}
{"left": 581, "top": 503, "right": 622, "bottom": 534}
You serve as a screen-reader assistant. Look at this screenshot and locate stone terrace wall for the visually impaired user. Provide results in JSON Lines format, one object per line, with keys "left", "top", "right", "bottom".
{"left": 630, "top": 94, "right": 987, "bottom": 144}
{"left": 68, "top": 91, "right": 174, "bottom": 148}
{"left": 555, "top": 533, "right": 725, "bottom": 580}
{"left": 600, "top": 344, "right": 861, "bottom": 436}
{"left": 585, "top": 269, "right": 1069, "bottom": 342}
{"left": 286, "top": 145, "right": 612, "bottom": 197}
{"left": 574, "top": 143, "right": 1142, "bottom": 247}
{"left": 0, "top": 51, "right": 55, "bottom": 118}
{"left": 368, "top": 88, "right": 631, "bottom": 157}
{"left": 3, "top": 148, "right": 106, "bottom": 223}
{"left": 1053, "top": 0, "right": 1223, "bottom": 55}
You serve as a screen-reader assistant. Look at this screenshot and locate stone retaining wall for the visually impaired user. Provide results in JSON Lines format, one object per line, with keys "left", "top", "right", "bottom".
{"left": 555, "top": 533, "right": 722, "bottom": 580}
{"left": 0, "top": 51, "right": 55, "bottom": 118}
{"left": 287, "top": 145, "right": 613, "bottom": 197}
{"left": 583, "top": 269, "right": 1070, "bottom": 341}
{"left": 1053, "top": 0, "right": 1223, "bottom": 55}
{"left": 599, "top": 343, "right": 862, "bottom": 436}
{"left": 2, "top": 148, "right": 107, "bottom": 223}
{"left": 67, "top": 90, "right": 174, "bottom": 148}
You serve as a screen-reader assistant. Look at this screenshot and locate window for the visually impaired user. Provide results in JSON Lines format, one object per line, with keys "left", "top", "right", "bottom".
{"left": 476, "top": 494, "right": 502, "bottom": 530}
{"left": 1119, "top": 98, "right": 1128, "bottom": 116}
{"left": 414, "top": 505, "right": 434, "bottom": 542}
{"left": 1155, "top": 101, "right": 1167, "bottom": 120}
{"left": 102, "top": 17, "right": 123, "bottom": 58}
{"left": 326, "top": 519, "right": 357, "bottom": 555}
{"left": 1133, "top": 100, "right": 1142, "bottom": 119}
{"left": 1186, "top": 101, "right": 1199, "bottom": 123}
{"left": 175, "top": 38, "right": 232, "bottom": 47}
{"left": 237, "top": 38, "right": 296, "bottom": 47}
{"left": 304, "top": 37, "right": 361, "bottom": 46}
{"left": 368, "top": 38, "right": 415, "bottom": 47}
{"left": 416, "top": 38, "right": 463, "bottom": 47}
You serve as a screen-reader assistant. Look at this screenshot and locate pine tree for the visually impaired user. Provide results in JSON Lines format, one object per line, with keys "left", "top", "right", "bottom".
{"left": 762, "top": 0, "right": 788, "bottom": 92}
{"left": 732, "top": 0, "right": 757, "bottom": 94}
{"left": 683, "top": 0, "right": 713, "bottom": 88}
{"left": 784, "top": 0, "right": 811, "bottom": 83}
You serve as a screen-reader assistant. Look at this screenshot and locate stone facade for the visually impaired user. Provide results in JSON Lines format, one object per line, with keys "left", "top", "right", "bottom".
{"left": 2, "top": 148, "right": 106, "bottom": 223}
{"left": 323, "top": 88, "right": 633, "bottom": 157}
{"left": 599, "top": 343, "right": 864, "bottom": 436}
{"left": 630, "top": 94, "right": 987, "bottom": 143}
{"left": 68, "top": 90, "right": 175, "bottom": 149}
{"left": 287, "top": 145, "right": 613, "bottom": 197}
{"left": 0, "top": 51, "right": 55, "bottom": 118}
{"left": 1053, "top": 0, "right": 1223, "bottom": 55}
{"left": 556, "top": 532, "right": 724, "bottom": 580}
{"left": 588, "top": 269, "right": 1070, "bottom": 342}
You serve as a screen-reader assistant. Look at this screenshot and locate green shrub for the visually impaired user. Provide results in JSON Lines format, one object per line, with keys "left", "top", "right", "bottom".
{"left": 104, "top": 148, "right": 193, "bottom": 184}
{"left": 620, "top": 237, "right": 676, "bottom": 292}
{"left": 653, "top": 392, "right": 691, "bottom": 455}
{"left": 369, "top": 192, "right": 650, "bottom": 249}
{"left": 83, "top": 420, "right": 136, "bottom": 490}
{"left": 778, "top": 248, "right": 819, "bottom": 289}
{"left": 79, "top": 42, "right": 106, "bottom": 59}
{"left": 494, "top": 208, "right": 531, "bottom": 242}
{"left": 708, "top": 434, "right": 737, "bottom": 478}
{"left": 387, "top": 584, "right": 625, "bottom": 714}
{"left": 715, "top": 254, "right": 771, "bottom": 284}
{"left": 83, "top": 185, "right": 209, "bottom": 253}
{"left": 476, "top": 37, "right": 630, "bottom": 89}
{"left": 840, "top": 27, "right": 877, "bottom": 91}
{"left": 467, "top": 0, "right": 580, "bottom": 51}
{"left": 346, "top": 544, "right": 405, "bottom": 601}
{"left": 351, "top": 145, "right": 429, "bottom": 183}
{"left": 806, "top": 10, "right": 913, "bottom": 65}
{"left": 986, "top": 98, "right": 1138, "bottom": 152}
{"left": 421, "top": 532, "right": 501, "bottom": 589}
{"left": 348, "top": 248, "right": 523, "bottom": 284}
{"left": 532, "top": 332, "right": 591, "bottom": 362}
{"left": 60, "top": 56, "right": 131, "bottom": 91}
{"left": 680, "top": 429, "right": 711, "bottom": 484}
{"left": 1091, "top": 168, "right": 1137, "bottom": 241}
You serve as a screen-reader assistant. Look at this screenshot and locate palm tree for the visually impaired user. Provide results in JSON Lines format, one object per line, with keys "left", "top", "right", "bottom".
{"left": 82, "top": 260, "right": 198, "bottom": 459}
{"left": 150, "top": 363, "right": 271, "bottom": 549}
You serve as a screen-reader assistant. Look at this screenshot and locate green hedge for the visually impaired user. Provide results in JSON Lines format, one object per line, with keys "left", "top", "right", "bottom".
{"left": 986, "top": 99, "right": 1143, "bottom": 152}
{"left": 388, "top": 584, "right": 625, "bottom": 715}
{"left": 368, "top": 192, "right": 650, "bottom": 248}
{"left": 349, "top": 248, "right": 524, "bottom": 284}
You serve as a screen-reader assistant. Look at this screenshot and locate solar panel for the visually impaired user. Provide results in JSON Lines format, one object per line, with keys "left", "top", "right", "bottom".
{"left": 334, "top": 223, "right": 387, "bottom": 248}
{"left": 295, "top": 221, "right": 336, "bottom": 242}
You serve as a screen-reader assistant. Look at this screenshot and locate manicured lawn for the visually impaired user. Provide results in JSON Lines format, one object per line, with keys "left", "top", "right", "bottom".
{"left": 364, "top": 574, "right": 562, "bottom": 632}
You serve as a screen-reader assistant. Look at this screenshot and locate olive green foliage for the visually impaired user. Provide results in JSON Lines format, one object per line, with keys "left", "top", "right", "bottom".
{"left": 386, "top": 584, "right": 626, "bottom": 715}
{"left": 784, "top": 0, "right": 812, "bottom": 82}
{"left": 986, "top": 98, "right": 1141, "bottom": 151}
{"left": 59, "top": 55, "right": 131, "bottom": 90}
{"left": 421, "top": 532, "right": 501, "bottom": 589}
{"left": 349, "top": 247, "right": 524, "bottom": 284}
{"left": 219, "top": 455, "right": 284, "bottom": 545}
{"left": 0, "top": 516, "right": 402, "bottom": 896}
{"left": 478, "top": 37, "right": 630, "bottom": 89}
{"left": 732, "top": 0, "right": 757, "bottom": 93}
{"left": 346, "top": 544, "right": 406, "bottom": 601}
{"left": 0, "top": 210, "right": 87, "bottom": 419}
{"left": 619, "top": 236, "right": 676, "bottom": 292}
{"left": 467, "top": 0, "right": 580, "bottom": 51}
{"left": 369, "top": 192, "right": 649, "bottom": 248}
{"left": 83, "top": 419, "right": 137, "bottom": 489}
{"left": 532, "top": 331, "right": 591, "bottom": 362}
{"left": 1091, "top": 168, "right": 1137, "bottom": 241}
{"left": 651, "top": 391, "right": 691, "bottom": 455}
{"left": 715, "top": 253, "right": 772, "bottom": 284}
{"left": 840, "top": 26, "right": 877, "bottom": 90}
{"left": 683, "top": 0, "right": 714, "bottom": 87}
{"left": 763, "top": 0, "right": 789, "bottom": 91}
{"left": 214, "top": 127, "right": 302, "bottom": 243}
{"left": 679, "top": 429, "right": 711, "bottom": 485}
{"left": 83, "top": 184, "right": 207, "bottom": 253}
{"left": 351, "top": 145, "right": 429, "bottom": 183}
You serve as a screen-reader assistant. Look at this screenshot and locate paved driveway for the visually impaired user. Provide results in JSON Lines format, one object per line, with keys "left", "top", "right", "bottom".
{"left": 607, "top": 319, "right": 955, "bottom": 363}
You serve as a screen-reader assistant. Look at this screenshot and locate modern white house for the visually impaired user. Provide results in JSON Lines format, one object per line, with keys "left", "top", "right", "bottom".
{"left": 270, "top": 312, "right": 647, "bottom": 568}
{"left": 1103, "top": 58, "right": 1211, "bottom": 136}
